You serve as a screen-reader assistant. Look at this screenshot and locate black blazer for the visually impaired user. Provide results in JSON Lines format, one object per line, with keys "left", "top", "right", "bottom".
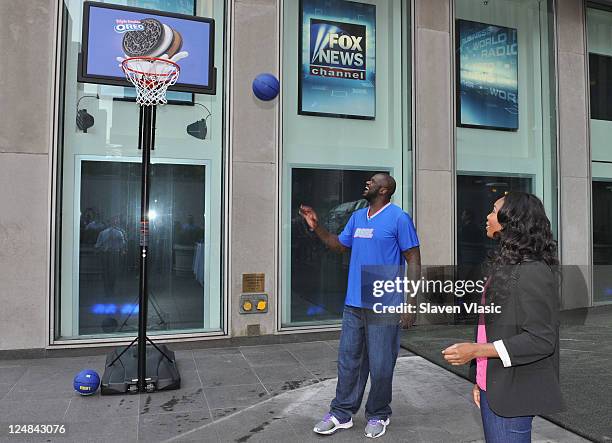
{"left": 469, "top": 260, "right": 566, "bottom": 417}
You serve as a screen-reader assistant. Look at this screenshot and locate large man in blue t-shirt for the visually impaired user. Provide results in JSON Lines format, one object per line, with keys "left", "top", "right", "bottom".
{"left": 299, "top": 173, "right": 421, "bottom": 439}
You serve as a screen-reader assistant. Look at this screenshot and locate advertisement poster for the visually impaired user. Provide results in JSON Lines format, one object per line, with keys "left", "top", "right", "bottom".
{"left": 299, "top": 0, "right": 376, "bottom": 120}
{"left": 456, "top": 19, "right": 519, "bottom": 131}
{"left": 117, "top": 0, "right": 196, "bottom": 102}
{"left": 82, "top": 1, "right": 214, "bottom": 96}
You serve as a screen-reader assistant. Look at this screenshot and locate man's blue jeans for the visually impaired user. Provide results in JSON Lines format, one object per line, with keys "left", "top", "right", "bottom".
{"left": 480, "top": 389, "right": 533, "bottom": 443}
{"left": 330, "top": 306, "right": 400, "bottom": 421}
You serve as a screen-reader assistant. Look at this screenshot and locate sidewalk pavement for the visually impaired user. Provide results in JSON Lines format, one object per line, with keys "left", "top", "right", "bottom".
{"left": 0, "top": 341, "right": 586, "bottom": 442}
{"left": 401, "top": 307, "right": 612, "bottom": 442}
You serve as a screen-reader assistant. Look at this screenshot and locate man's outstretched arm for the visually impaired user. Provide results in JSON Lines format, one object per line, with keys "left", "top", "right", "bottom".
{"left": 313, "top": 225, "right": 348, "bottom": 253}
{"left": 299, "top": 205, "right": 348, "bottom": 254}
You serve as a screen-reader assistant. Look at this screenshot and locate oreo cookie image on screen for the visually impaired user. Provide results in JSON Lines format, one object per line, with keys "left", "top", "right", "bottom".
{"left": 122, "top": 18, "right": 184, "bottom": 59}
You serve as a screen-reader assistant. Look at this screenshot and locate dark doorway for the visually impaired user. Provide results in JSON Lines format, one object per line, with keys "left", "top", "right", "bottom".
{"left": 455, "top": 174, "right": 532, "bottom": 321}
{"left": 593, "top": 180, "right": 612, "bottom": 303}
{"left": 78, "top": 161, "right": 207, "bottom": 335}
{"left": 288, "top": 168, "right": 387, "bottom": 324}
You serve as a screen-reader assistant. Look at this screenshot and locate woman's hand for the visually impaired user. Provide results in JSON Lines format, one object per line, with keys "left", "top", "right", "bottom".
{"left": 441, "top": 342, "right": 477, "bottom": 365}
{"left": 472, "top": 384, "right": 480, "bottom": 409}
{"left": 442, "top": 342, "right": 499, "bottom": 365}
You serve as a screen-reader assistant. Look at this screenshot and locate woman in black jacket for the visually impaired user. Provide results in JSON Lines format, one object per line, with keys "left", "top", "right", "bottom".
{"left": 442, "top": 192, "right": 565, "bottom": 443}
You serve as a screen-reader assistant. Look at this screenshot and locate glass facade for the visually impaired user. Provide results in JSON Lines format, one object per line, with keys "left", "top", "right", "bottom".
{"left": 455, "top": 0, "right": 558, "bottom": 283}
{"left": 45, "top": 0, "right": 608, "bottom": 342}
{"left": 55, "top": 0, "right": 226, "bottom": 340}
{"left": 280, "top": 0, "right": 412, "bottom": 327}
{"left": 587, "top": 3, "right": 612, "bottom": 304}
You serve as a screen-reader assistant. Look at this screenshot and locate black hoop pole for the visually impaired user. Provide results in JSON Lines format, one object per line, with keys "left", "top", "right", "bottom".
{"left": 137, "top": 104, "right": 155, "bottom": 392}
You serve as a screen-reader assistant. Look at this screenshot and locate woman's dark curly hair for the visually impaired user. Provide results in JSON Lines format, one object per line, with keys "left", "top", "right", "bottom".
{"left": 485, "top": 192, "right": 558, "bottom": 302}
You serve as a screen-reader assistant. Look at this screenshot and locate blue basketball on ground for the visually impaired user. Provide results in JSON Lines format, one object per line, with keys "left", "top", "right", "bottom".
{"left": 73, "top": 369, "right": 100, "bottom": 396}
{"left": 252, "top": 73, "right": 280, "bottom": 101}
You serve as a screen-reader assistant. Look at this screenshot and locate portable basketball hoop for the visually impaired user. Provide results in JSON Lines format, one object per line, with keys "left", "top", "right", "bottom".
{"left": 121, "top": 57, "right": 180, "bottom": 106}
{"left": 101, "top": 57, "right": 181, "bottom": 395}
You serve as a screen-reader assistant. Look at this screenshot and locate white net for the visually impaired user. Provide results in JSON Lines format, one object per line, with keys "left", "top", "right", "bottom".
{"left": 122, "top": 57, "right": 180, "bottom": 106}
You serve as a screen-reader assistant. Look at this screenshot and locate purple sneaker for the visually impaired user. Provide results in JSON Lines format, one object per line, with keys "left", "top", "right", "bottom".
{"left": 364, "top": 418, "right": 390, "bottom": 438}
{"left": 313, "top": 413, "right": 354, "bottom": 435}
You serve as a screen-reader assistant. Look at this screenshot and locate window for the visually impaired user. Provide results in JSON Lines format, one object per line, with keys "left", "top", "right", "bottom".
{"left": 455, "top": 0, "right": 558, "bottom": 273}
{"left": 587, "top": 3, "right": 612, "bottom": 304}
{"left": 457, "top": 174, "right": 532, "bottom": 268}
{"left": 280, "top": 0, "right": 412, "bottom": 327}
{"left": 55, "top": 0, "right": 226, "bottom": 340}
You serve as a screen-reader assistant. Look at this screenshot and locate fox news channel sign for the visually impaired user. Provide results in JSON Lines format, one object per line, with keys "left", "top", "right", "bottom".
{"left": 299, "top": 0, "right": 376, "bottom": 120}
{"left": 457, "top": 20, "right": 519, "bottom": 131}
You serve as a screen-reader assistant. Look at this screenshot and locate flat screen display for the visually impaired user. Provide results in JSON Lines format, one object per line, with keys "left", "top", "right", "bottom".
{"left": 299, "top": 0, "right": 376, "bottom": 120}
{"left": 456, "top": 19, "right": 519, "bottom": 131}
{"left": 79, "top": 1, "right": 215, "bottom": 94}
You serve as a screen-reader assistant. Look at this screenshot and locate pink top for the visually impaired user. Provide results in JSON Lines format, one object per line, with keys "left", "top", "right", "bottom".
{"left": 476, "top": 280, "right": 490, "bottom": 391}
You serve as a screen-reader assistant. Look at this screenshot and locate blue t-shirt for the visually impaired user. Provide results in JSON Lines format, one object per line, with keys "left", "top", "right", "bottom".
{"left": 338, "top": 203, "right": 419, "bottom": 308}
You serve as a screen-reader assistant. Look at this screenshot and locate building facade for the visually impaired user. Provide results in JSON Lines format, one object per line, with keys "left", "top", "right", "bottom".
{"left": 0, "top": 0, "right": 610, "bottom": 352}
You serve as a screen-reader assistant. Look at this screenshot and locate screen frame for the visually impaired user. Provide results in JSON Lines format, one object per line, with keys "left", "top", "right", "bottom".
{"left": 297, "top": 0, "right": 377, "bottom": 121}
{"left": 78, "top": 1, "right": 216, "bottom": 95}
{"left": 455, "top": 18, "right": 519, "bottom": 132}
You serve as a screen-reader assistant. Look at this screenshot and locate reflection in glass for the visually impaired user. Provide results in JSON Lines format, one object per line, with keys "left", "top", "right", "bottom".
{"left": 288, "top": 168, "right": 384, "bottom": 324}
{"left": 78, "top": 161, "right": 208, "bottom": 335}
{"left": 456, "top": 174, "right": 532, "bottom": 321}
{"left": 593, "top": 181, "right": 612, "bottom": 303}
{"left": 457, "top": 175, "right": 532, "bottom": 268}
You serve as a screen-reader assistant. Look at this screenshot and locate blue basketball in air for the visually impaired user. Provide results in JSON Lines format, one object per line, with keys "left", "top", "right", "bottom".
{"left": 252, "top": 73, "right": 280, "bottom": 101}
{"left": 73, "top": 369, "right": 100, "bottom": 396}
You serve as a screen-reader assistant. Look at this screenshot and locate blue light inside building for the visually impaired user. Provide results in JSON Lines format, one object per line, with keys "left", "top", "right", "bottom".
{"left": 121, "top": 304, "right": 139, "bottom": 314}
{"left": 306, "top": 305, "right": 325, "bottom": 316}
{"left": 91, "top": 303, "right": 138, "bottom": 315}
